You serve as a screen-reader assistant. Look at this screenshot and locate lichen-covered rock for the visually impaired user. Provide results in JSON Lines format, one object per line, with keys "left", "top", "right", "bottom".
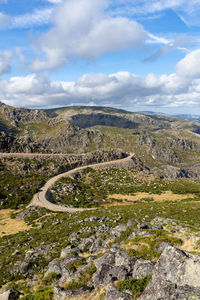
{"left": 112, "top": 248, "right": 137, "bottom": 272}
{"left": 44, "top": 259, "right": 62, "bottom": 277}
{"left": 131, "top": 259, "right": 155, "bottom": 279}
{"left": 105, "top": 284, "right": 132, "bottom": 300}
{"left": 140, "top": 245, "right": 200, "bottom": 300}
{"left": 93, "top": 252, "right": 115, "bottom": 269}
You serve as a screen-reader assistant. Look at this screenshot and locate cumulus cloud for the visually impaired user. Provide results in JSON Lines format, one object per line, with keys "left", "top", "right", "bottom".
{"left": 1, "top": 49, "right": 200, "bottom": 109}
{"left": 0, "top": 51, "right": 12, "bottom": 75}
{"left": 0, "top": 72, "right": 197, "bottom": 108}
{"left": 29, "top": 0, "right": 147, "bottom": 71}
{"left": 176, "top": 49, "right": 200, "bottom": 78}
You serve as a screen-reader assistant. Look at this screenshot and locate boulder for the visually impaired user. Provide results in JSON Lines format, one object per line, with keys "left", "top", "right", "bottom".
{"left": 105, "top": 284, "right": 132, "bottom": 300}
{"left": 94, "top": 252, "right": 115, "bottom": 269}
{"left": 44, "top": 258, "right": 62, "bottom": 277}
{"left": 131, "top": 259, "right": 155, "bottom": 279}
{"left": 112, "top": 248, "right": 137, "bottom": 272}
{"left": 0, "top": 289, "right": 21, "bottom": 300}
{"left": 60, "top": 245, "right": 81, "bottom": 259}
{"left": 140, "top": 245, "right": 200, "bottom": 299}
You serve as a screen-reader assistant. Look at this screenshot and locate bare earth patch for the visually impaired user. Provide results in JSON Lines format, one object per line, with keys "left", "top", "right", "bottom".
{"left": 106, "top": 191, "right": 195, "bottom": 206}
{"left": 0, "top": 209, "right": 30, "bottom": 237}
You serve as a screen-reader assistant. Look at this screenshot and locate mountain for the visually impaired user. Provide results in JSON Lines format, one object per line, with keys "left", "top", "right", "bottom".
{"left": 174, "top": 114, "right": 200, "bottom": 123}
{"left": 0, "top": 101, "right": 200, "bottom": 177}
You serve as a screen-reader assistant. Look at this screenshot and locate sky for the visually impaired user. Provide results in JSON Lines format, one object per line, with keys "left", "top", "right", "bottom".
{"left": 0, "top": 0, "right": 200, "bottom": 114}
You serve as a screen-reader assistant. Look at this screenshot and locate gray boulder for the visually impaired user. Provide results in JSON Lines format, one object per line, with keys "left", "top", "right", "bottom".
{"left": 54, "top": 287, "right": 69, "bottom": 300}
{"left": 105, "top": 284, "right": 132, "bottom": 300}
{"left": 60, "top": 245, "right": 81, "bottom": 259}
{"left": 45, "top": 258, "right": 62, "bottom": 277}
{"left": 110, "top": 225, "right": 129, "bottom": 237}
{"left": 131, "top": 259, "right": 155, "bottom": 279}
{"left": 113, "top": 248, "right": 137, "bottom": 272}
{"left": 140, "top": 245, "right": 200, "bottom": 300}
{"left": 94, "top": 252, "right": 115, "bottom": 269}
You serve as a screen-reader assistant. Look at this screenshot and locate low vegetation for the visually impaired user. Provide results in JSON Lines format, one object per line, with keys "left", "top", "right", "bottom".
{"left": 117, "top": 276, "right": 151, "bottom": 298}
{"left": 51, "top": 167, "right": 200, "bottom": 208}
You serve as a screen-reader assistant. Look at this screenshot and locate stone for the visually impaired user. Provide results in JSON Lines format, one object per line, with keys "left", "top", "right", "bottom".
{"left": 54, "top": 287, "right": 71, "bottom": 300}
{"left": 59, "top": 255, "right": 86, "bottom": 284}
{"left": 93, "top": 264, "right": 113, "bottom": 287}
{"left": 110, "top": 225, "right": 129, "bottom": 237}
{"left": 138, "top": 222, "right": 152, "bottom": 230}
{"left": 79, "top": 237, "right": 95, "bottom": 252}
{"left": 60, "top": 245, "right": 81, "bottom": 259}
{"left": 131, "top": 259, "right": 155, "bottom": 279}
{"left": 113, "top": 248, "right": 137, "bottom": 272}
{"left": 45, "top": 259, "right": 62, "bottom": 277}
{"left": 0, "top": 289, "right": 21, "bottom": 300}
{"left": 104, "top": 266, "right": 129, "bottom": 283}
{"left": 105, "top": 284, "right": 132, "bottom": 300}
{"left": 94, "top": 252, "right": 115, "bottom": 269}
{"left": 140, "top": 245, "right": 200, "bottom": 300}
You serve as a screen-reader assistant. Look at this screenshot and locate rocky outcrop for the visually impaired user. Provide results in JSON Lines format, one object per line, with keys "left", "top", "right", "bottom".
{"left": 138, "top": 135, "right": 200, "bottom": 164}
{"left": 152, "top": 164, "right": 200, "bottom": 178}
{"left": 0, "top": 102, "right": 47, "bottom": 127}
{"left": 0, "top": 151, "right": 126, "bottom": 175}
{"left": 140, "top": 245, "right": 200, "bottom": 300}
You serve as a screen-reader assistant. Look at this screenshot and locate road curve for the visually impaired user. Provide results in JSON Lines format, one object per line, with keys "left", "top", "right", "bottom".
{"left": 28, "top": 153, "right": 134, "bottom": 212}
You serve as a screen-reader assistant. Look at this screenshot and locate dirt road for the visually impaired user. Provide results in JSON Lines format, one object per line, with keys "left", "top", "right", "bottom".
{"left": 28, "top": 153, "right": 134, "bottom": 212}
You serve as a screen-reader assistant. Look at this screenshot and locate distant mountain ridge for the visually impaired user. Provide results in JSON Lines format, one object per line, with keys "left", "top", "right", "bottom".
{"left": 174, "top": 114, "right": 200, "bottom": 123}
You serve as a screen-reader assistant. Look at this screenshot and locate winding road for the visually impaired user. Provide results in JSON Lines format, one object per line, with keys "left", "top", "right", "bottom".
{"left": 28, "top": 153, "right": 134, "bottom": 212}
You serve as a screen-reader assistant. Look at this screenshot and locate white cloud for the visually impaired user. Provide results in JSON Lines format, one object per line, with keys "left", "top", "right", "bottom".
{"left": 1, "top": 48, "right": 200, "bottom": 109}
{"left": 0, "top": 51, "right": 12, "bottom": 75}
{"left": 110, "top": 0, "right": 200, "bottom": 26}
{"left": 29, "top": 0, "right": 147, "bottom": 71}
{"left": 46, "top": 0, "right": 63, "bottom": 3}
{"left": 0, "top": 71, "right": 198, "bottom": 109}
{"left": 11, "top": 8, "right": 53, "bottom": 28}
{"left": 0, "top": 12, "right": 9, "bottom": 28}
{"left": 177, "top": 49, "right": 200, "bottom": 78}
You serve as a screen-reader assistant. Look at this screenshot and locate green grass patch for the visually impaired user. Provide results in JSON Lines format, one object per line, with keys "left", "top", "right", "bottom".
{"left": 117, "top": 276, "right": 151, "bottom": 298}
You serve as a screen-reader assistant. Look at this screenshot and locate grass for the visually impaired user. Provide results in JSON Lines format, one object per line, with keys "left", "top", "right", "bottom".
{"left": 1, "top": 199, "right": 200, "bottom": 288}
{"left": 51, "top": 167, "right": 200, "bottom": 208}
{"left": 64, "top": 263, "right": 97, "bottom": 290}
{"left": 117, "top": 276, "right": 151, "bottom": 298}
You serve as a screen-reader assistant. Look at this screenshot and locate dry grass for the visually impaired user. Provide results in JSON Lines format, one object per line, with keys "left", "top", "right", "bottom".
{"left": 176, "top": 233, "right": 200, "bottom": 253}
{"left": 106, "top": 191, "right": 195, "bottom": 206}
{"left": 0, "top": 209, "right": 30, "bottom": 237}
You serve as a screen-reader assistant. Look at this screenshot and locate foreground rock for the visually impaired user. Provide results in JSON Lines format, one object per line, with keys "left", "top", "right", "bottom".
{"left": 0, "top": 289, "right": 21, "bottom": 300}
{"left": 140, "top": 245, "right": 200, "bottom": 300}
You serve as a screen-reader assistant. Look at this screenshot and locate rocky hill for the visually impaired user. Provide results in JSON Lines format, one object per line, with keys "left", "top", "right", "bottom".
{"left": 0, "top": 101, "right": 200, "bottom": 178}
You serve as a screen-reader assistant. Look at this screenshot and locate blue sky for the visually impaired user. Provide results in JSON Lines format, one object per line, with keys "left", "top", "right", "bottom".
{"left": 0, "top": 0, "right": 200, "bottom": 114}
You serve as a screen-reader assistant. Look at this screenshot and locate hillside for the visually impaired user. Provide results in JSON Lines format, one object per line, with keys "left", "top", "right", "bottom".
{"left": 0, "top": 102, "right": 200, "bottom": 178}
{"left": 1, "top": 103, "right": 200, "bottom": 299}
